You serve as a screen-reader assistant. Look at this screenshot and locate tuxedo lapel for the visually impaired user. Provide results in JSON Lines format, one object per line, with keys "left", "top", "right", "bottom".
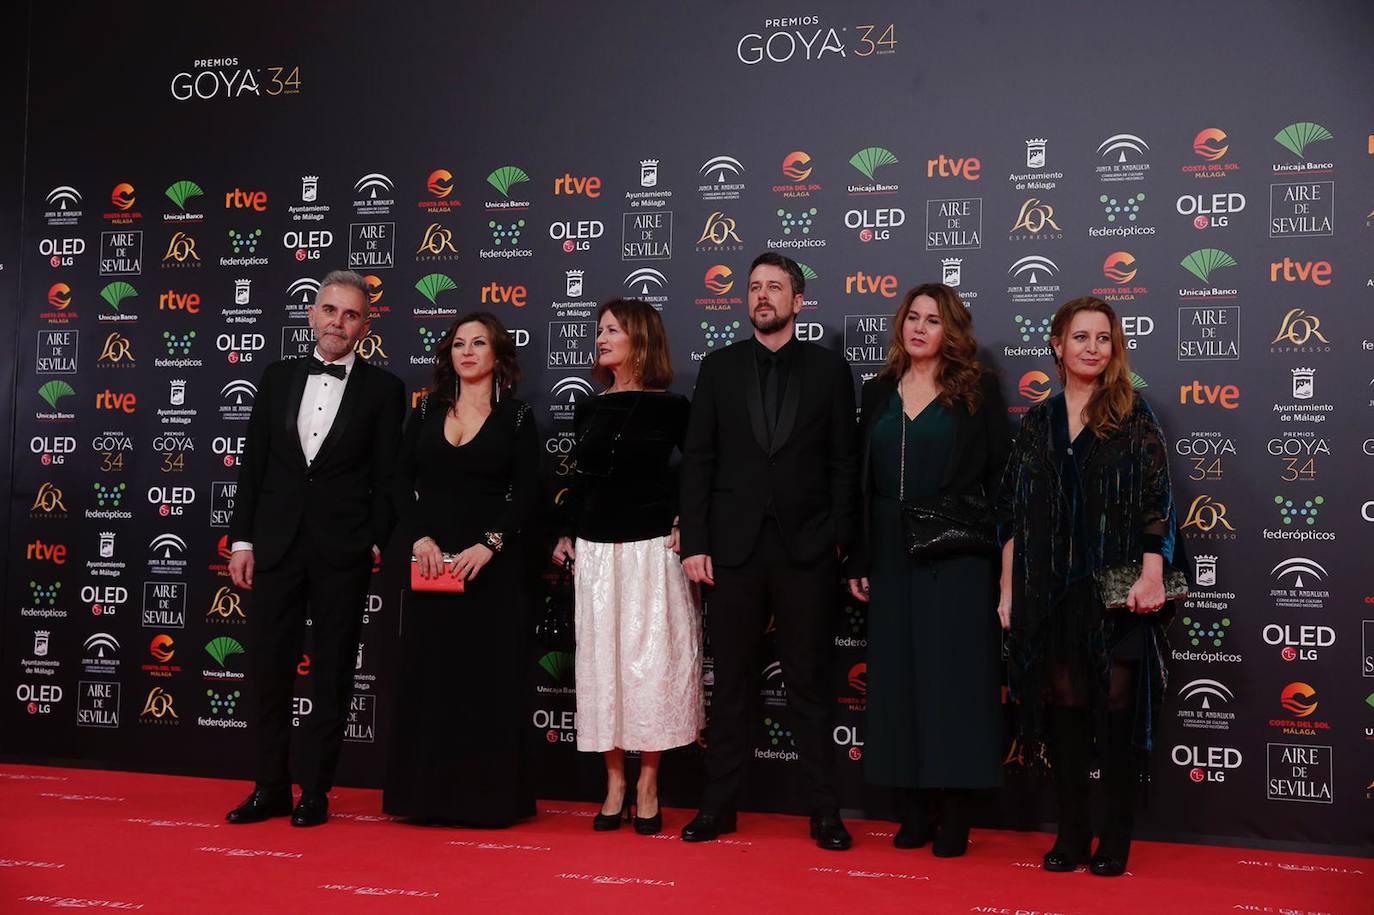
{"left": 768, "top": 344, "right": 804, "bottom": 455}
{"left": 311, "top": 359, "right": 368, "bottom": 468}
{"left": 742, "top": 344, "right": 770, "bottom": 454}
{"left": 283, "top": 359, "right": 309, "bottom": 468}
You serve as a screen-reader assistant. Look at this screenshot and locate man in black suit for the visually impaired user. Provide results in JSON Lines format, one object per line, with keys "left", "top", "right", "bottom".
{"left": 679, "top": 251, "right": 858, "bottom": 849}
{"left": 224, "top": 269, "right": 404, "bottom": 827}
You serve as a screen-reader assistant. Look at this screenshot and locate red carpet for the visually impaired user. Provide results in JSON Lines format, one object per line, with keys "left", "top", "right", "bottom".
{"left": 0, "top": 764, "right": 1367, "bottom": 914}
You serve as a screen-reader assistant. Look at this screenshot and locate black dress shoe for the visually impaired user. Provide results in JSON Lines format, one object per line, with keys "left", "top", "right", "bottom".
{"left": 1089, "top": 852, "right": 1128, "bottom": 877}
{"left": 291, "top": 791, "right": 329, "bottom": 827}
{"left": 1043, "top": 844, "right": 1090, "bottom": 872}
{"left": 810, "top": 814, "right": 853, "bottom": 851}
{"left": 633, "top": 808, "right": 662, "bottom": 835}
{"left": 225, "top": 788, "right": 292, "bottom": 824}
{"left": 681, "top": 810, "right": 736, "bottom": 842}
{"left": 593, "top": 805, "right": 628, "bottom": 831}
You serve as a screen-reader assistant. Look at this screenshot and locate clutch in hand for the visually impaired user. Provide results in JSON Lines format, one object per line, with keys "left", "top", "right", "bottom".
{"left": 409, "top": 555, "right": 465, "bottom": 593}
{"left": 1093, "top": 562, "right": 1187, "bottom": 610}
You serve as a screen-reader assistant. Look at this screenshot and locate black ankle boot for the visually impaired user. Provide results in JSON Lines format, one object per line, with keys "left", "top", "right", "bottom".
{"left": 1043, "top": 706, "right": 1092, "bottom": 872}
{"left": 1091, "top": 709, "right": 1137, "bottom": 877}
{"left": 932, "top": 790, "right": 970, "bottom": 858}
{"left": 892, "top": 788, "right": 933, "bottom": 849}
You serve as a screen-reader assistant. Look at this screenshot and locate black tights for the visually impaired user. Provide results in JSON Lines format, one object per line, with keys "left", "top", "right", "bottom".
{"left": 1051, "top": 660, "right": 1137, "bottom": 713}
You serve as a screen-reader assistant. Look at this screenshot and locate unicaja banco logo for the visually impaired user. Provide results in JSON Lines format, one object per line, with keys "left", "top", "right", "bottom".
{"left": 1274, "top": 122, "right": 1332, "bottom": 159}
{"left": 205, "top": 636, "right": 244, "bottom": 667}
{"left": 486, "top": 165, "right": 530, "bottom": 198}
{"left": 37, "top": 380, "right": 75, "bottom": 409}
{"left": 165, "top": 179, "right": 204, "bottom": 210}
{"left": 849, "top": 146, "right": 898, "bottom": 181}
{"left": 415, "top": 273, "right": 456, "bottom": 305}
{"left": 100, "top": 281, "right": 138, "bottom": 311}
{"left": 538, "top": 650, "right": 574, "bottom": 685}
{"left": 1180, "top": 248, "right": 1237, "bottom": 284}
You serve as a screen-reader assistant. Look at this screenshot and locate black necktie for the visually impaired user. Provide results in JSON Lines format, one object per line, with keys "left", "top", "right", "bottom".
{"left": 307, "top": 356, "right": 346, "bottom": 380}
{"left": 760, "top": 353, "right": 780, "bottom": 434}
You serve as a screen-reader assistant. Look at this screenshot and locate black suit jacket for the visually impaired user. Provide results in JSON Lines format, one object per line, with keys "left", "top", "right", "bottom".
{"left": 228, "top": 357, "right": 405, "bottom": 570}
{"left": 846, "top": 370, "right": 1012, "bottom": 577}
{"left": 680, "top": 337, "right": 858, "bottom": 567}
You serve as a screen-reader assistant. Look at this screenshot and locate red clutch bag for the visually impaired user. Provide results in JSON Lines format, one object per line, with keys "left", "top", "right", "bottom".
{"left": 409, "top": 556, "right": 465, "bottom": 593}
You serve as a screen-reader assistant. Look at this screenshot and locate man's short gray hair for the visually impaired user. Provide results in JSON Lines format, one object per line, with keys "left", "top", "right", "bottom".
{"left": 316, "top": 269, "right": 370, "bottom": 308}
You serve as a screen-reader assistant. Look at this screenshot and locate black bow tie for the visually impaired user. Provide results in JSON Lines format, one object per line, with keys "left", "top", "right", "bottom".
{"left": 307, "top": 357, "right": 346, "bottom": 380}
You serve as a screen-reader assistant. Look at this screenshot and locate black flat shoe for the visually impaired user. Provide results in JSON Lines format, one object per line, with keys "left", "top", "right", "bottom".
{"left": 225, "top": 788, "right": 293, "bottom": 824}
{"left": 593, "top": 805, "right": 628, "bottom": 831}
{"left": 681, "top": 810, "right": 736, "bottom": 842}
{"left": 290, "top": 792, "right": 329, "bottom": 827}
{"left": 633, "top": 808, "right": 662, "bottom": 835}
{"left": 810, "top": 814, "right": 853, "bottom": 851}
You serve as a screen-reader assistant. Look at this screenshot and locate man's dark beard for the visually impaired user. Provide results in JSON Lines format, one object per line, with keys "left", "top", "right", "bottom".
{"left": 749, "top": 309, "right": 791, "bottom": 335}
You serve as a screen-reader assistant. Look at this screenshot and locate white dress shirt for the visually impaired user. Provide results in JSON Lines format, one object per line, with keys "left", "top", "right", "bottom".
{"left": 231, "top": 347, "right": 356, "bottom": 553}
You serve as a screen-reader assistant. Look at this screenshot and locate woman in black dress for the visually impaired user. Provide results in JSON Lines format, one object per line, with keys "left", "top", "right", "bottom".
{"left": 997, "top": 296, "right": 1179, "bottom": 876}
{"left": 846, "top": 283, "right": 1008, "bottom": 857}
{"left": 383, "top": 311, "right": 539, "bottom": 827}
{"left": 552, "top": 298, "right": 702, "bottom": 836}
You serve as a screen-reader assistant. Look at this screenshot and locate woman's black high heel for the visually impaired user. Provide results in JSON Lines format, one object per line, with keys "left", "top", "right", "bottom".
{"left": 633, "top": 805, "right": 662, "bottom": 835}
{"left": 593, "top": 803, "right": 629, "bottom": 831}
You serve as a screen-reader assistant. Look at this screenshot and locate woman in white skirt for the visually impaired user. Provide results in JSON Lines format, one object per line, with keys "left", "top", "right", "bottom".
{"left": 552, "top": 297, "right": 703, "bottom": 835}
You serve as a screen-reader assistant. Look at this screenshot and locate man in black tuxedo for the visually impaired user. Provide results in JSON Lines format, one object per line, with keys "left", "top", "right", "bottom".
{"left": 679, "top": 251, "right": 858, "bottom": 849}
{"left": 224, "top": 269, "right": 404, "bottom": 827}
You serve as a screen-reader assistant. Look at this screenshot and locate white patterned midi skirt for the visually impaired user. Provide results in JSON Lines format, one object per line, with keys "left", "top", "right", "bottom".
{"left": 573, "top": 536, "right": 704, "bottom": 752}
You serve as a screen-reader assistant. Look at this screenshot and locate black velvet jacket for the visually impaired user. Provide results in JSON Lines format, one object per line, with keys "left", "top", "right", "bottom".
{"left": 996, "top": 392, "right": 1182, "bottom": 750}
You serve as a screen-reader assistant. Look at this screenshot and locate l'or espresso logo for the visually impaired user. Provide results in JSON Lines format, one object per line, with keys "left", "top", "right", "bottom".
{"left": 100, "top": 231, "right": 142, "bottom": 276}
{"left": 696, "top": 212, "right": 744, "bottom": 253}
{"left": 415, "top": 223, "right": 460, "bottom": 262}
{"left": 349, "top": 223, "right": 394, "bottom": 270}
{"left": 1181, "top": 494, "right": 1237, "bottom": 540}
{"left": 30, "top": 483, "right": 68, "bottom": 518}
{"left": 139, "top": 686, "right": 179, "bottom": 725}
{"left": 161, "top": 231, "right": 201, "bottom": 268}
{"left": 207, "top": 586, "right": 246, "bottom": 624}
{"left": 354, "top": 332, "right": 389, "bottom": 365}
{"left": 1270, "top": 308, "right": 1330, "bottom": 355}
{"left": 1007, "top": 197, "right": 1061, "bottom": 241}
{"left": 97, "top": 332, "right": 136, "bottom": 368}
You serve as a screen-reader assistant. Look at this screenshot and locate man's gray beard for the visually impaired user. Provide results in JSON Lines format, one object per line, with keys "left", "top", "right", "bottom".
{"left": 749, "top": 311, "right": 791, "bottom": 335}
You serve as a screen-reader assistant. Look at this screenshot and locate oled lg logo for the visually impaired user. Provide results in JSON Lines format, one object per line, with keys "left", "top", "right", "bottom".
{"left": 1176, "top": 192, "right": 1245, "bottom": 229}
{"left": 1173, "top": 744, "right": 1241, "bottom": 783}
{"left": 833, "top": 725, "right": 864, "bottom": 761}
{"left": 147, "top": 485, "right": 195, "bottom": 517}
{"left": 1263, "top": 623, "right": 1335, "bottom": 662}
{"left": 533, "top": 708, "right": 577, "bottom": 744}
{"left": 215, "top": 333, "right": 265, "bottom": 364}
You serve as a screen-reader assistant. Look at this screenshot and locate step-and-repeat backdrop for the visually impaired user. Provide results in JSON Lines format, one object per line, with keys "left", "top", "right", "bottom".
{"left": 4, "top": 1, "right": 1371, "bottom": 851}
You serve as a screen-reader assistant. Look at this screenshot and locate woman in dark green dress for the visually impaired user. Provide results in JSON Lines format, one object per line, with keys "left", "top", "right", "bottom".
{"left": 847, "top": 283, "right": 1010, "bottom": 857}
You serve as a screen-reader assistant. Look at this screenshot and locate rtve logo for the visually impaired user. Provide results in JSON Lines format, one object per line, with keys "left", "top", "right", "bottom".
{"left": 26, "top": 539, "right": 68, "bottom": 565}
{"left": 844, "top": 271, "right": 898, "bottom": 297}
{"left": 926, "top": 154, "right": 981, "bottom": 181}
{"left": 1269, "top": 257, "right": 1331, "bottom": 286}
{"left": 223, "top": 188, "right": 268, "bottom": 212}
{"left": 480, "top": 282, "right": 527, "bottom": 307}
{"left": 159, "top": 290, "right": 201, "bottom": 314}
{"left": 1179, "top": 380, "right": 1240, "bottom": 409}
{"left": 553, "top": 173, "right": 602, "bottom": 198}
{"left": 95, "top": 389, "right": 137, "bottom": 414}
